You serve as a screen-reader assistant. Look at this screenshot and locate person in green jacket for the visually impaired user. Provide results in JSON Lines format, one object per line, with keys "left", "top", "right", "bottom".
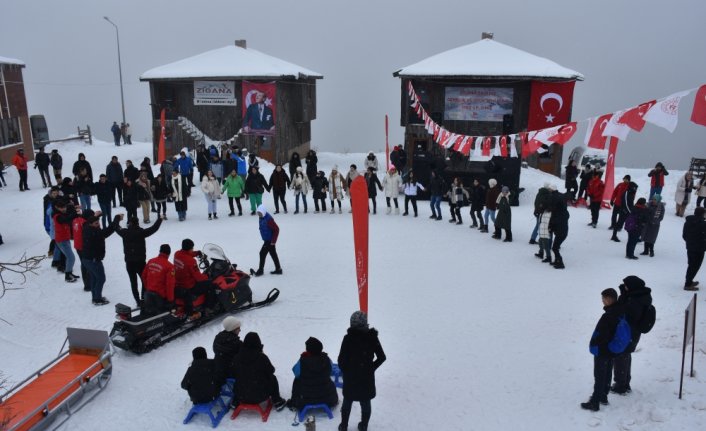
{"left": 222, "top": 169, "right": 246, "bottom": 216}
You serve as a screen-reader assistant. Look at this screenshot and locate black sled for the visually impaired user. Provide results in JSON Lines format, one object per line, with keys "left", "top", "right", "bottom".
{"left": 110, "top": 244, "right": 279, "bottom": 354}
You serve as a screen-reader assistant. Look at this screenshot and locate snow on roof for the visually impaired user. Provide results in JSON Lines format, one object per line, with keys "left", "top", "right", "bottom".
{"left": 140, "top": 45, "right": 323, "bottom": 81}
{"left": 394, "top": 39, "right": 583, "bottom": 80}
{"left": 0, "top": 55, "right": 25, "bottom": 66}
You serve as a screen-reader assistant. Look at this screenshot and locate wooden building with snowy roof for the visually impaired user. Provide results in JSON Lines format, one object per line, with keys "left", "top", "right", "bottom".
{"left": 140, "top": 40, "right": 322, "bottom": 164}
{"left": 0, "top": 55, "right": 34, "bottom": 163}
{"left": 393, "top": 33, "right": 583, "bottom": 181}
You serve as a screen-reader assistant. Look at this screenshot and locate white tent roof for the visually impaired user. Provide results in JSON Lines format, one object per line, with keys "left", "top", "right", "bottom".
{"left": 0, "top": 55, "right": 25, "bottom": 66}
{"left": 394, "top": 39, "right": 583, "bottom": 80}
{"left": 140, "top": 45, "right": 322, "bottom": 81}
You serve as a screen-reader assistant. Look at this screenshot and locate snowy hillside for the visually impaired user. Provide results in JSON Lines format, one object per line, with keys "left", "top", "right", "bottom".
{"left": 0, "top": 138, "right": 705, "bottom": 430}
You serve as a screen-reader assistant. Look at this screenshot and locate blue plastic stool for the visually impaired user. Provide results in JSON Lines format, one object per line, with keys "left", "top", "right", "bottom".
{"left": 183, "top": 397, "right": 228, "bottom": 428}
{"left": 331, "top": 363, "right": 343, "bottom": 388}
{"left": 298, "top": 403, "right": 334, "bottom": 422}
{"left": 221, "top": 378, "right": 235, "bottom": 399}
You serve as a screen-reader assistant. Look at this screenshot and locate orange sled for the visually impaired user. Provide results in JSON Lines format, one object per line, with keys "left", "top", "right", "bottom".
{"left": 0, "top": 328, "right": 113, "bottom": 431}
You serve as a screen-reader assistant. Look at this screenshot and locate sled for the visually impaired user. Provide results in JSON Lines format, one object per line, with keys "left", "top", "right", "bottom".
{"left": 0, "top": 328, "right": 113, "bottom": 431}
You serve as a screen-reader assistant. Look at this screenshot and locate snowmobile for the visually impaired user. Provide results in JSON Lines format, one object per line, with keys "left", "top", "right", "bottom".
{"left": 110, "top": 243, "right": 279, "bottom": 354}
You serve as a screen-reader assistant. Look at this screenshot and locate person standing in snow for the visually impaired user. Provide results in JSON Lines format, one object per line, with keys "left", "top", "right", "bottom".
{"left": 611, "top": 177, "right": 638, "bottom": 242}
{"left": 640, "top": 194, "right": 665, "bottom": 257}
{"left": 529, "top": 184, "right": 551, "bottom": 244}
{"left": 170, "top": 169, "right": 189, "bottom": 221}
{"left": 50, "top": 149, "right": 63, "bottom": 183}
{"left": 269, "top": 164, "right": 291, "bottom": 214}
{"left": 492, "top": 186, "right": 512, "bottom": 241}
{"left": 222, "top": 169, "right": 246, "bottom": 216}
{"left": 364, "top": 151, "right": 379, "bottom": 173}
{"left": 364, "top": 167, "right": 383, "bottom": 214}
{"left": 427, "top": 170, "right": 445, "bottom": 220}
{"left": 647, "top": 162, "right": 668, "bottom": 201}
{"left": 82, "top": 214, "right": 118, "bottom": 305}
{"left": 447, "top": 177, "right": 469, "bottom": 225}
{"left": 201, "top": 170, "right": 222, "bottom": 220}
{"left": 136, "top": 171, "right": 153, "bottom": 224}
{"left": 337, "top": 311, "right": 386, "bottom": 431}
{"left": 389, "top": 145, "right": 406, "bottom": 175}
{"left": 624, "top": 198, "right": 648, "bottom": 260}
{"left": 682, "top": 206, "right": 706, "bottom": 291}
{"left": 290, "top": 166, "right": 310, "bottom": 214}
{"left": 578, "top": 164, "right": 594, "bottom": 202}
{"left": 548, "top": 186, "right": 569, "bottom": 269}
{"left": 402, "top": 171, "right": 425, "bottom": 217}
{"left": 72, "top": 153, "right": 93, "bottom": 182}
{"left": 609, "top": 175, "right": 631, "bottom": 231}
{"left": 252, "top": 205, "right": 282, "bottom": 276}
{"left": 305, "top": 149, "right": 318, "bottom": 185}
{"left": 382, "top": 166, "right": 402, "bottom": 215}
{"left": 581, "top": 288, "right": 621, "bottom": 412}
{"left": 565, "top": 160, "right": 579, "bottom": 202}
{"left": 34, "top": 146, "right": 52, "bottom": 187}
{"left": 612, "top": 276, "right": 653, "bottom": 395}
{"left": 151, "top": 174, "right": 170, "bottom": 220}
{"left": 587, "top": 172, "right": 605, "bottom": 228}
{"left": 696, "top": 174, "right": 706, "bottom": 208}
{"left": 482, "top": 179, "right": 500, "bottom": 233}
{"left": 114, "top": 213, "right": 163, "bottom": 306}
{"left": 345, "top": 164, "right": 360, "bottom": 213}
{"left": 288, "top": 151, "right": 302, "bottom": 179}
{"left": 106, "top": 156, "right": 124, "bottom": 208}
{"left": 12, "top": 148, "right": 29, "bottom": 191}
{"left": 535, "top": 206, "right": 553, "bottom": 264}
{"left": 196, "top": 145, "right": 210, "bottom": 182}
{"left": 312, "top": 170, "right": 329, "bottom": 213}
{"left": 52, "top": 199, "right": 81, "bottom": 283}
{"left": 111, "top": 121, "right": 121, "bottom": 146}
{"left": 468, "top": 178, "right": 486, "bottom": 229}
{"left": 329, "top": 166, "right": 347, "bottom": 214}
{"left": 675, "top": 171, "right": 694, "bottom": 217}
{"left": 245, "top": 166, "right": 269, "bottom": 216}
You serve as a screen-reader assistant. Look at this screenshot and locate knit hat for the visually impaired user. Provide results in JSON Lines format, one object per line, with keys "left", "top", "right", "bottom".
{"left": 192, "top": 346, "right": 207, "bottom": 360}
{"left": 297, "top": 166, "right": 303, "bottom": 172}
{"left": 182, "top": 238, "right": 195, "bottom": 250}
{"left": 623, "top": 175, "right": 631, "bottom": 181}
{"left": 223, "top": 316, "right": 241, "bottom": 332}
{"left": 350, "top": 310, "right": 368, "bottom": 329}
{"left": 243, "top": 332, "right": 263, "bottom": 349}
{"left": 332, "top": 165, "right": 338, "bottom": 171}
{"left": 488, "top": 178, "right": 497, "bottom": 187}
{"left": 256, "top": 204, "right": 268, "bottom": 217}
{"left": 636, "top": 197, "right": 647, "bottom": 206}
{"left": 548, "top": 184, "right": 557, "bottom": 191}
{"left": 652, "top": 194, "right": 662, "bottom": 202}
{"left": 159, "top": 244, "right": 171, "bottom": 255}
{"left": 622, "top": 275, "right": 646, "bottom": 291}
{"left": 601, "top": 288, "right": 618, "bottom": 301}
{"left": 543, "top": 182, "right": 551, "bottom": 189}
{"left": 501, "top": 186, "right": 509, "bottom": 193}
{"left": 305, "top": 337, "right": 323, "bottom": 354}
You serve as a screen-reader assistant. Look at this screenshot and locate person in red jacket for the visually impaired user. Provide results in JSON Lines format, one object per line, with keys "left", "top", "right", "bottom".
{"left": 142, "top": 244, "right": 176, "bottom": 315}
{"left": 12, "top": 148, "right": 29, "bottom": 191}
{"left": 587, "top": 172, "right": 605, "bottom": 228}
{"left": 610, "top": 175, "right": 631, "bottom": 231}
{"left": 174, "top": 238, "right": 212, "bottom": 319}
{"left": 53, "top": 199, "right": 81, "bottom": 282}
{"left": 72, "top": 209, "right": 95, "bottom": 291}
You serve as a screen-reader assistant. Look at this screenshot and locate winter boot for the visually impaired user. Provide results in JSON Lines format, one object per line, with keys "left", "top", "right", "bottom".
{"left": 580, "top": 398, "right": 599, "bottom": 411}
{"left": 503, "top": 231, "right": 512, "bottom": 242}
{"left": 553, "top": 258, "right": 565, "bottom": 269}
{"left": 535, "top": 251, "right": 544, "bottom": 259}
{"left": 394, "top": 207, "right": 399, "bottom": 215}
{"left": 429, "top": 212, "right": 437, "bottom": 219}
{"left": 640, "top": 248, "right": 649, "bottom": 255}
{"left": 270, "top": 268, "right": 283, "bottom": 275}
{"left": 649, "top": 245, "right": 654, "bottom": 257}
{"left": 541, "top": 256, "right": 552, "bottom": 264}
{"left": 65, "top": 273, "right": 78, "bottom": 283}
{"left": 330, "top": 208, "right": 335, "bottom": 214}
{"left": 208, "top": 214, "right": 212, "bottom": 220}
{"left": 610, "top": 234, "right": 621, "bottom": 242}
{"left": 529, "top": 239, "right": 537, "bottom": 245}
{"left": 213, "top": 213, "right": 218, "bottom": 219}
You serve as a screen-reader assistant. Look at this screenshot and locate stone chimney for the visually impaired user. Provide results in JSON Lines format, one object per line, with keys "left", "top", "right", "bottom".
{"left": 481, "top": 32, "right": 494, "bottom": 40}
{"left": 235, "top": 39, "right": 247, "bottom": 49}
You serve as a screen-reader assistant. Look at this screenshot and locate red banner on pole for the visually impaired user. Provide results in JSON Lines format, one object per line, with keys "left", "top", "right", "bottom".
{"left": 601, "top": 137, "right": 619, "bottom": 206}
{"left": 385, "top": 115, "right": 390, "bottom": 171}
{"left": 350, "top": 176, "right": 369, "bottom": 314}
{"left": 158, "top": 108, "right": 166, "bottom": 163}
{"left": 527, "top": 81, "right": 576, "bottom": 131}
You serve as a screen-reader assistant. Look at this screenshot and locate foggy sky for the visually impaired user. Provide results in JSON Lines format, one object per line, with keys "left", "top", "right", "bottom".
{"left": 2, "top": 0, "right": 705, "bottom": 169}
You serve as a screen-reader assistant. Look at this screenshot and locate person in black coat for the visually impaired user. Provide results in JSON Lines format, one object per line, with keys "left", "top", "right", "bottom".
{"left": 427, "top": 170, "right": 446, "bottom": 221}
{"left": 34, "top": 147, "right": 52, "bottom": 187}
{"left": 213, "top": 316, "right": 242, "bottom": 379}
{"left": 288, "top": 152, "right": 302, "bottom": 179}
{"left": 151, "top": 174, "right": 170, "bottom": 218}
{"left": 469, "top": 178, "right": 486, "bottom": 229}
{"left": 72, "top": 153, "right": 93, "bottom": 181}
{"left": 312, "top": 171, "right": 329, "bottom": 213}
{"left": 565, "top": 160, "right": 579, "bottom": 201}
{"left": 364, "top": 168, "right": 383, "bottom": 214}
{"left": 337, "top": 311, "right": 386, "bottom": 431}
{"left": 549, "top": 189, "right": 570, "bottom": 269}
{"left": 114, "top": 214, "right": 163, "bottom": 305}
{"left": 612, "top": 276, "right": 652, "bottom": 394}
{"left": 390, "top": 145, "right": 406, "bottom": 175}
{"left": 581, "top": 288, "right": 622, "bottom": 412}
{"left": 181, "top": 347, "right": 224, "bottom": 405}
{"left": 122, "top": 177, "right": 140, "bottom": 221}
{"left": 123, "top": 160, "right": 140, "bottom": 183}
{"left": 94, "top": 174, "right": 114, "bottom": 228}
{"left": 82, "top": 214, "right": 118, "bottom": 305}
{"left": 106, "top": 156, "right": 124, "bottom": 207}
{"left": 75, "top": 168, "right": 94, "bottom": 211}
{"left": 683, "top": 206, "right": 706, "bottom": 290}
{"left": 231, "top": 332, "right": 287, "bottom": 410}
{"left": 196, "top": 145, "right": 210, "bottom": 182}
{"left": 60, "top": 177, "right": 79, "bottom": 206}
{"left": 305, "top": 150, "right": 318, "bottom": 185}
{"left": 288, "top": 337, "right": 338, "bottom": 411}
{"left": 50, "top": 149, "right": 63, "bottom": 183}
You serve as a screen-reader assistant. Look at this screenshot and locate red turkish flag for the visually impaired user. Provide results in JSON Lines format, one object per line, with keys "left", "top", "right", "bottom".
{"left": 548, "top": 122, "right": 578, "bottom": 145}
{"left": 691, "top": 85, "right": 706, "bottom": 127}
{"left": 618, "top": 100, "right": 656, "bottom": 132}
{"left": 499, "top": 135, "right": 509, "bottom": 157}
{"left": 482, "top": 137, "right": 492, "bottom": 156}
{"left": 584, "top": 114, "right": 612, "bottom": 150}
{"left": 527, "top": 81, "right": 576, "bottom": 131}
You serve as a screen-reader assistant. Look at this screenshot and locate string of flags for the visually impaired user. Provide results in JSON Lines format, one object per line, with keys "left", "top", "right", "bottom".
{"left": 407, "top": 81, "right": 706, "bottom": 159}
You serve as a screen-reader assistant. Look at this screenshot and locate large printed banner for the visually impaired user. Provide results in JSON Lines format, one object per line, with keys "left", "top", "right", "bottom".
{"left": 242, "top": 81, "right": 276, "bottom": 136}
{"left": 193, "top": 81, "right": 236, "bottom": 106}
{"left": 444, "top": 87, "right": 513, "bottom": 122}
{"left": 527, "top": 81, "right": 576, "bottom": 131}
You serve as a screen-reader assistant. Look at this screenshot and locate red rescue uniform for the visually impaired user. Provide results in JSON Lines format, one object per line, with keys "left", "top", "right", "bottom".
{"left": 174, "top": 249, "right": 208, "bottom": 289}
{"left": 142, "top": 253, "right": 176, "bottom": 302}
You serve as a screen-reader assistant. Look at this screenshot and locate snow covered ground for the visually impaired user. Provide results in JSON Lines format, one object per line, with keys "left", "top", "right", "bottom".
{"left": 1, "top": 138, "right": 705, "bottom": 430}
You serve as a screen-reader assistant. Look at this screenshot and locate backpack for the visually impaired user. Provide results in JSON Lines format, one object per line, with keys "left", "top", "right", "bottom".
{"left": 608, "top": 316, "right": 632, "bottom": 354}
{"left": 624, "top": 213, "right": 637, "bottom": 233}
{"left": 637, "top": 304, "right": 656, "bottom": 334}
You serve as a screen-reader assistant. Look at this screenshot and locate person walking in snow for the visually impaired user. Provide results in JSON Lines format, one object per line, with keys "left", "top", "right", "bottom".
{"left": 34, "top": 146, "right": 52, "bottom": 187}
{"left": 675, "top": 171, "right": 694, "bottom": 217}
{"left": 587, "top": 172, "right": 605, "bottom": 228}
{"left": 640, "top": 194, "right": 665, "bottom": 257}
{"left": 647, "top": 162, "right": 668, "bottom": 201}
{"left": 535, "top": 206, "right": 553, "bottom": 264}
{"left": 136, "top": 171, "right": 153, "bottom": 224}
{"left": 611, "top": 177, "right": 638, "bottom": 242}
{"left": 114, "top": 214, "right": 163, "bottom": 305}
{"left": 624, "top": 197, "right": 648, "bottom": 260}
{"left": 482, "top": 179, "right": 501, "bottom": 233}
{"left": 447, "top": 177, "right": 469, "bottom": 225}
{"left": 245, "top": 166, "right": 269, "bottom": 216}
{"left": 468, "top": 178, "right": 486, "bottom": 229}
{"left": 201, "top": 170, "right": 222, "bottom": 220}
{"left": 364, "top": 167, "right": 383, "bottom": 214}
{"left": 580, "top": 288, "right": 621, "bottom": 412}
{"left": 312, "top": 170, "right": 329, "bottom": 213}
{"left": 12, "top": 148, "right": 29, "bottom": 191}
{"left": 329, "top": 166, "right": 347, "bottom": 214}
{"left": 151, "top": 174, "right": 170, "bottom": 219}
{"left": 548, "top": 187, "right": 569, "bottom": 269}
{"left": 337, "top": 311, "right": 386, "bottom": 431}
{"left": 222, "top": 169, "right": 246, "bottom": 216}
{"left": 269, "top": 164, "right": 291, "bottom": 214}
{"left": 402, "top": 171, "right": 425, "bottom": 217}
{"left": 382, "top": 166, "right": 402, "bottom": 215}
{"left": 291, "top": 166, "right": 310, "bottom": 214}
{"left": 427, "top": 170, "right": 445, "bottom": 220}
{"left": 252, "top": 205, "right": 282, "bottom": 276}
{"left": 492, "top": 186, "right": 512, "bottom": 241}
{"left": 682, "top": 206, "right": 706, "bottom": 291}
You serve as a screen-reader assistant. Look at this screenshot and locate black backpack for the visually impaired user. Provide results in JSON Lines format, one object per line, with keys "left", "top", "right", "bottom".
{"left": 637, "top": 304, "right": 656, "bottom": 334}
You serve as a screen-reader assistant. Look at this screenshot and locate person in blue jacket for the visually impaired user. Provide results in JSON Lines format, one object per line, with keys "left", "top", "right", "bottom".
{"left": 176, "top": 151, "right": 195, "bottom": 189}
{"left": 232, "top": 149, "right": 247, "bottom": 180}
{"left": 252, "top": 205, "right": 282, "bottom": 276}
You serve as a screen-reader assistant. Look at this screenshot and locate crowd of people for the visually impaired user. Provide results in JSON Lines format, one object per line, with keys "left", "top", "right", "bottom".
{"left": 181, "top": 310, "right": 386, "bottom": 431}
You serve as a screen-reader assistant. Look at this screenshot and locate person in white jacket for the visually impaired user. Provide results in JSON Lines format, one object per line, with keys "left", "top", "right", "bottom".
{"left": 328, "top": 165, "right": 346, "bottom": 214}
{"left": 201, "top": 170, "right": 222, "bottom": 220}
{"left": 402, "top": 171, "right": 425, "bottom": 217}
{"left": 364, "top": 151, "right": 379, "bottom": 173}
{"left": 382, "top": 167, "right": 402, "bottom": 214}
{"left": 291, "top": 166, "right": 311, "bottom": 214}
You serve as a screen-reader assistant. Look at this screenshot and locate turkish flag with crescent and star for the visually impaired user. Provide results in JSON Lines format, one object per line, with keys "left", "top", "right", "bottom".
{"left": 584, "top": 113, "right": 612, "bottom": 150}
{"left": 690, "top": 85, "right": 706, "bottom": 127}
{"left": 527, "top": 81, "right": 576, "bottom": 131}
{"left": 618, "top": 100, "right": 656, "bottom": 132}
{"left": 548, "top": 122, "right": 578, "bottom": 145}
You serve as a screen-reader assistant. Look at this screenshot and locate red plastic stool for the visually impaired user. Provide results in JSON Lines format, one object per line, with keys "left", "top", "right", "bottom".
{"left": 230, "top": 399, "right": 273, "bottom": 422}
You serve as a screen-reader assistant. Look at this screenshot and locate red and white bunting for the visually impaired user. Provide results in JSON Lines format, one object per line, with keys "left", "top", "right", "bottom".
{"left": 548, "top": 122, "right": 578, "bottom": 145}
{"left": 509, "top": 135, "right": 519, "bottom": 158}
{"left": 472, "top": 137, "right": 483, "bottom": 158}
{"left": 618, "top": 100, "right": 656, "bottom": 132}
{"left": 692, "top": 85, "right": 706, "bottom": 127}
{"left": 584, "top": 114, "right": 612, "bottom": 150}
{"left": 643, "top": 90, "right": 690, "bottom": 133}
{"left": 602, "top": 110, "right": 631, "bottom": 141}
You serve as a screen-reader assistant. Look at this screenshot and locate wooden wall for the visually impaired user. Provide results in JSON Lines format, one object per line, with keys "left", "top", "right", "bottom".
{"left": 0, "top": 64, "right": 34, "bottom": 163}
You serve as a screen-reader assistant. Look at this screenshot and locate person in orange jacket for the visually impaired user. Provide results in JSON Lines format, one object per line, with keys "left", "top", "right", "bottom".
{"left": 142, "top": 244, "right": 176, "bottom": 315}
{"left": 12, "top": 148, "right": 29, "bottom": 191}
{"left": 174, "top": 238, "right": 212, "bottom": 319}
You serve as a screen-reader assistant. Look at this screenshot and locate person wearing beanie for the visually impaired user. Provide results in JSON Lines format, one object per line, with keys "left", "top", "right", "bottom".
{"left": 337, "top": 311, "right": 386, "bottom": 431}
{"left": 364, "top": 151, "right": 378, "bottom": 173}
{"left": 611, "top": 179, "right": 638, "bottom": 242}
{"left": 329, "top": 166, "right": 347, "bottom": 214}
{"left": 612, "top": 276, "right": 653, "bottom": 395}
{"left": 390, "top": 145, "right": 406, "bottom": 175}
{"left": 641, "top": 194, "right": 665, "bottom": 257}
{"left": 114, "top": 212, "right": 164, "bottom": 306}
{"left": 142, "top": 243, "right": 176, "bottom": 316}
{"left": 648, "top": 162, "right": 669, "bottom": 200}
{"left": 581, "top": 288, "right": 622, "bottom": 412}
{"left": 174, "top": 238, "right": 210, "bottom": 320}
{"left": 213, "top": 316, "right": 242, "bottom": 380}
{"left": 290, "top": 166, "right": 310, "bottom": 214}
{"left": 482, "top": 178, "right": 500, "bottom": 233}
{"left": 232, "top": 332, "right": 287, "bottom": 411}
{"left": 682, "top": 206, "right": 706, "bottom": 290}
{"left": 252, "top": 205, "right": 282, "bottom": 276}
{"left": 288, "top": 336, "right": 338, "bottom": 411}
{"left": 312, "top": 170, "right": 329, "bottom": 213}
{"left": 82, "top": 213, "right": 120, "bottom": 305}
{"left": 675, "top": 171, "right": 695, "bottom": 217}
{"left": 586, "top": 171, "right": 605, "bottom": 228}
{"left": 492, "top": 186, "right": 512, "bottom": 242}
{"left": 624, "top": 197, "right": 648, "bottom": 260}
{"left": 181, "top": 346, "right": 224, "bottom": 405}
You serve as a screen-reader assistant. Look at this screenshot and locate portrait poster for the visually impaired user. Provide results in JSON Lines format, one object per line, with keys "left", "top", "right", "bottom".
{"left": 241, "top": 81, "right": 276, "bottom": 136}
